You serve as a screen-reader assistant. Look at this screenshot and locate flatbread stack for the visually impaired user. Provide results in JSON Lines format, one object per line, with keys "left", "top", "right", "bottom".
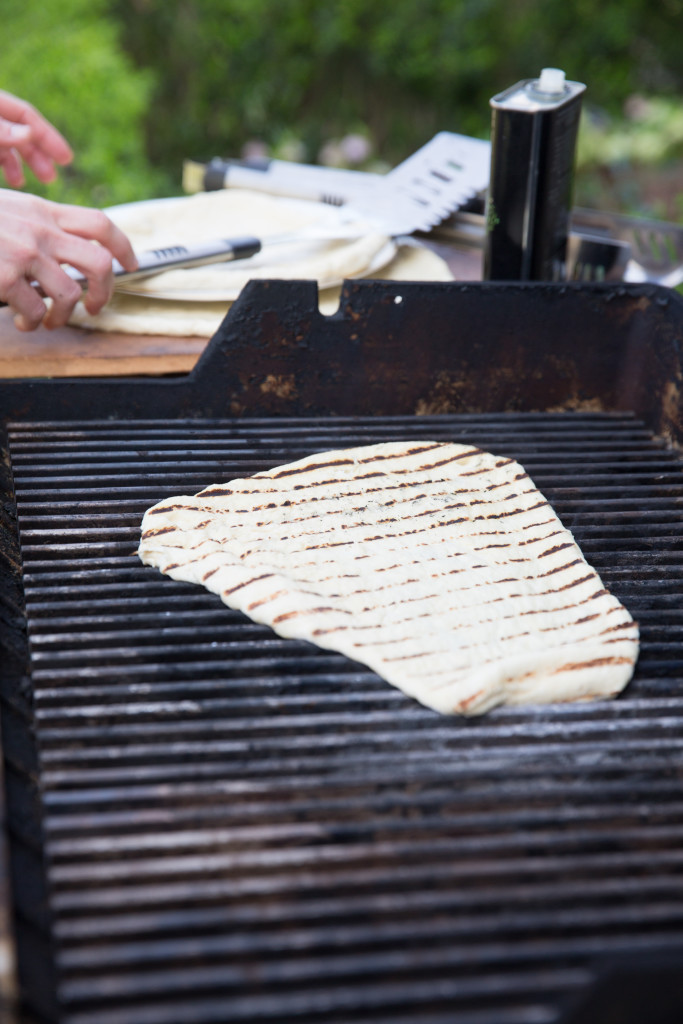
{"left": 138, "top": 441, "right": 639, "bottom": 715}
{"left": 68, "top": 190, "right": 453, "bottom": 335}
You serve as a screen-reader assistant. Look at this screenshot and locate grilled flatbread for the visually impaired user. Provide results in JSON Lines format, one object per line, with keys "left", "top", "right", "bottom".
{"left": 138, "top": 441, "right": 639, "bottom": 715}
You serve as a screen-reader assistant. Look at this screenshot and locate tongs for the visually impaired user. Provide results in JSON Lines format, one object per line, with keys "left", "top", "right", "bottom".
{"left": 58, "top": 236, "right": 263, "bottom": 291}
{"left": 36, "top": 224, "right": 370, "bottom": 296}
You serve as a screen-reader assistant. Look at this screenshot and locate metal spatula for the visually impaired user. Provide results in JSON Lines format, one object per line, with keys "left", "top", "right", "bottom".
{"left": 183, "top": 132, "right": 492, "bottom": 236}
{"left": 348, "top": 132, "right": 491, "bottom": 234}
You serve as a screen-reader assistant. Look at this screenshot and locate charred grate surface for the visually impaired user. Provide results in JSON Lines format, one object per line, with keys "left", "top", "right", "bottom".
{"left": 7, "top": 411, "right": 683, "bottom": 1024}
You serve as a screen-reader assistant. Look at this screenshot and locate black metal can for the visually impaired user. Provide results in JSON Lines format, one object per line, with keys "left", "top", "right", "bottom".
{"left": 483, "top": 68, "right": 586, "bottom": 282}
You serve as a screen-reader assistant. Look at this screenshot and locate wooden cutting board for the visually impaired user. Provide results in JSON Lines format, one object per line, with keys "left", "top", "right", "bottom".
{"left": 0, "top": 306, "right": 207, "bottom": 377}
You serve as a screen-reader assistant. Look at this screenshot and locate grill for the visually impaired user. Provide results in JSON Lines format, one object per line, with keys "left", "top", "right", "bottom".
{"left": 2, "top": 279, "right": 683, "bottom": 1023}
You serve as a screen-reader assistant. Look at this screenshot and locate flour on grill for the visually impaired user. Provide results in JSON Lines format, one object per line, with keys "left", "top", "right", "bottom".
{"left": 138, "top": 441, "right": 639, "bottom": 715}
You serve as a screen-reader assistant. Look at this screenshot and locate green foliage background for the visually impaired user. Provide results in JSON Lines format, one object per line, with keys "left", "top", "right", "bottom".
{"left": 0, "top": 0, "right": 167, "bottom": 205}
{"left": 2, "top": 0, "right": 683, "bottom": 216}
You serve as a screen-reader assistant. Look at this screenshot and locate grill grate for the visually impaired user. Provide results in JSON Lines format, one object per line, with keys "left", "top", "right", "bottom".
{"left": 8, "top": 412, "right": 683, "bottom": 1024}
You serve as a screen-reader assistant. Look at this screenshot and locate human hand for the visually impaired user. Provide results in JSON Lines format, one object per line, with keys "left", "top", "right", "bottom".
{"left": 0, "top": 189, "right": 138, "bottom": 331}
{"left": 0, "top": 90, "right": 74, "bottom": 187}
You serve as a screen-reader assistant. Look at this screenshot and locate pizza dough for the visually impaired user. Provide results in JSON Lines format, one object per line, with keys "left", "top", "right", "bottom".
{"left": 138, "top": 441, "right": 639, "bottom": 715}
{"left": 68, "top": 243, "right": 454, "bottom": 335}
{"left": 68, "top": 189, "right": 452, "bottom": 334}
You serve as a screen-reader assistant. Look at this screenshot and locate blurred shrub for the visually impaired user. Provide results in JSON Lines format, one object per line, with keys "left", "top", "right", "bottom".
{"left": 3, "top": 0, "right": 683, "bottom": 217}
{"left": 576, "top": 96, "right": 683, "bottom": 217}
{"left": 112, "top": 0, "right": 683, "bottom": 172}
{"left": 0, "top": 0, "right": 171, "bottom": 206}
{"left": 579, "top": 97, "right": 683, "bottom": 168}
{"left": 111, "top": 0, "right": 507, "bottom": 169}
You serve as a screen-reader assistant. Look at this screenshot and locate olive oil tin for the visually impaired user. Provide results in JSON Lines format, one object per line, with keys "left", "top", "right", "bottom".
{"left": 483, "top": 68, "right": 586, "bottom": 281}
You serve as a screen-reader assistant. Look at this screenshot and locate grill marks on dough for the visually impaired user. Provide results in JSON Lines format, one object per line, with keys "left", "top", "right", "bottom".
{"left": 138, "top": 440, "right": 639, "bottom": 716}
{"left": 307, "top": 588, "right": 619, "bottom": 641}
{"left": 263, "top": 442, "right": 470, "bottom": 481}
{"left": 141, "top": 480, "right": 551, "bottom": 551}
{"left": 335, "top": 586, "right": 623, "bottom": 659}
{"left": 170, "top": 523, "right": 575, "bottom": 606}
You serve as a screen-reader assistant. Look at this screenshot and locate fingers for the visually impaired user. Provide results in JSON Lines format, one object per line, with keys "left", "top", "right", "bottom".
{"left": 52, "top": 202, "right": 138, "bottom": 273}
{"left": 2, "top": 243, "right": 85, "bottom": 331}
{"left": 0, "top": 91, "right": 73, "bottom": 185}
{"left": 0, "top": 91, "right": 73, "bottom": 164}
{"left": 46, "top": 230, "right": 117, "bottom": 319}
{"left": 0, "top": 142, "right": 25, "bottom": 188}
{"left": 48, "top": 202, "right": 138, "bottom": 319}
{"left": 5, "top": 277, "right": 49, "bottom": 332}
{"left": 0, "top": 191, "right": 137, "bottom": 330}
